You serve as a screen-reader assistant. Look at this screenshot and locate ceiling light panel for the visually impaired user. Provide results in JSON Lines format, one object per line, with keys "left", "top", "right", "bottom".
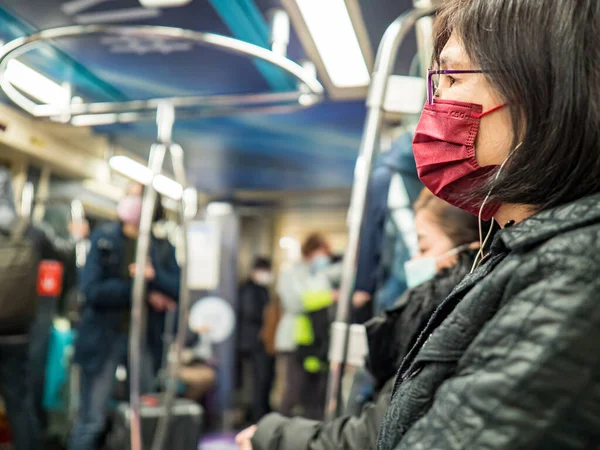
{"left": 294, "top": 0, "right": 370, "bottom": 88}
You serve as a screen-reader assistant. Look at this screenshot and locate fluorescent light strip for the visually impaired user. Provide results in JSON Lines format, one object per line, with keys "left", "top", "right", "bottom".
{"left": 295, "top": 0, "right": 370, "bottom": 88}
{"left": 109, "top": 156, "right": 184, "bottom": 200}
{"left": 71, "top": 113, "right": 118, "bottom": 127}
{"left": 61, "top": 0, "right": 117, "bottom": 16}
{"left": 5, "top": 60, "right": 69, "bottom": 105}
{"left": 74, "top": 7, "right": 161, "bottom": 24}
{"left": 139, "top": 0, "right": 192, "bottom": 7}
{"left": 154, "top": 174, "right": 183, "bottom": 200}
{"left": 109, "top": 156, "right": 153, "bottom": 185}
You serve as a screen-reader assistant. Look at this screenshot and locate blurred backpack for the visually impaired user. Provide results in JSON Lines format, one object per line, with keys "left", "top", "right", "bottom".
{"left": 260, "top": 295, "right": 281, "bottom": 356}
{"left": 0, "top": 219, "right": 38, "bottom": 334}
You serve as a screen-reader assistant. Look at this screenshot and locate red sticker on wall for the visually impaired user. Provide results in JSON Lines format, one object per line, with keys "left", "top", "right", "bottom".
{"left": 37, "top": 260, "right": 64, "bottom": 297}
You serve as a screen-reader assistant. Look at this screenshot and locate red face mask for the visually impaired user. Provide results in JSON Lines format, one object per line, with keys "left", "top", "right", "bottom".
{"left": 412, "top": 98, "right": 505, "bottom": 221}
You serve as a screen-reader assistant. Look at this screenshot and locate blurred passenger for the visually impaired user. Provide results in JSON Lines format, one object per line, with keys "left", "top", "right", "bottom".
{"left": 0, "top": 167, "right": 75, "bottom": 450}
{"left": 275, "top": 233, "right": 334, "bottom": 418}
{"left": 179, "top": 325, "right": 216, "bottom": 404}
{"left": 29, "top": 213, "right": 88, "bottom": 435}
{"left": 353, "top": 132, "right": 422, "bottom": 322}
{"left": 374, "top": 1, "right": 600, "bottom": 448}
{"left": 237, "top": 257, "right": 276, "bottom": 422}
{"left": 236, "top": 189, "right": 479, "bottom": 450}
{"left": 293, "top": 265, "right": 337, "bottom": 420}
{"left": 68, "top": 183, "right": 180, "bottom": 450}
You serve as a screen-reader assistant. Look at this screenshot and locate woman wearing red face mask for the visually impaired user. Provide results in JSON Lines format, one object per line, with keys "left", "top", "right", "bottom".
{"left": 69, "top": 183, "right": 180, "bottom": 450}
{"left": 377, "top": 1, "right": 600, "bottom": 449}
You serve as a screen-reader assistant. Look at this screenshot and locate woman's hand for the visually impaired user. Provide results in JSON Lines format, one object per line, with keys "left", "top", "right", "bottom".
{"left": 68, "top": 219, "right": 90, "bottom": 240}
{"left": 192, "top": 324, "right": 212, "bottom": 335}
{"left": 236, "top": 425, "right": 257, "bottom": 450}
{"left": 148, "top": 290, "right": 176, "bottom": 312}
{"left": 332, "top": 289, "right": 340, "bottom": 303}
{"left": 352, "top": 291, "right": 372, "bottom": 308}
{"left": 436, "top": 252, "right": 459, "bottom": 272}
{"left": 129, "top": 261, "right": 156, "bottom": 281}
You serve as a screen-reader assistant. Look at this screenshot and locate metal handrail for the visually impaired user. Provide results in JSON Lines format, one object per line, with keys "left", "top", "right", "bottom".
{"left": 150, "top": 139, "right": 192, "bottom": 450}
{"left": 0, "top": 25, "right": 324, "bottom": 123}
{"left": 127, "top": 103, "right": 196, "bottom": 450}
{"left": 324, "top": 4, "right": 439, "bottom": 420}
{"left": 129, "top": 140, "right": 167, "bottom": 450}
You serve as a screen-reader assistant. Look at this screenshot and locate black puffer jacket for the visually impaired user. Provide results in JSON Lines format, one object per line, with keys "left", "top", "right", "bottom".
{"left": 367, "top": 251, "right": 476, "bottom": 392}
{"left": 250, "top": 252, "right": 476, "bottom": 450}
{"left": 378, "top": 193, "right": 600, "bottom": 450}
{"left": 237, "top": 280, "right": 270, "bottom": 353}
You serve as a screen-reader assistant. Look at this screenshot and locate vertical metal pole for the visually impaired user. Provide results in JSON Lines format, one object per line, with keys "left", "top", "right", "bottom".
{"left": 129, "top": 103, "right": 173, "bottom": 450}
{"left": 32, "top": 165, "right": 51, "bottom": 223}
{"left": 20, "top": 181, "right": 34, "bottom": 220}
{"left": 70, "top": 199, "right": 87, "bottom": 268}
{"left": 269, "top": 9, "right": 290, "bottom": 57}
{"left": 324, "top": 6, "right": 437, "bottom": 420}
{"left": 12, "top": 160, "right": 29, "bottom": 217}
{"left": 151, "top": 141, "right": 193, "bottom": 450}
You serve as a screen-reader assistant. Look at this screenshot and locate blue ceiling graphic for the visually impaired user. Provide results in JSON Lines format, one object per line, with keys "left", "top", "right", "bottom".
{"left": 0, "top": 0, "right": 415, "bottom": 194}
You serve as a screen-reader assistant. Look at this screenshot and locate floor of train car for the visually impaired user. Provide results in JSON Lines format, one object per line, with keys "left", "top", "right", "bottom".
{"left": 36, "top": 413, "right": 240, "bottom": 450}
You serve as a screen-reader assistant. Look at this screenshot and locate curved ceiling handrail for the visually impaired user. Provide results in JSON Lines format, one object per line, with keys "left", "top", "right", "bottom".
{"left": 0, "top": 24, "right": 325, "bottom": 124}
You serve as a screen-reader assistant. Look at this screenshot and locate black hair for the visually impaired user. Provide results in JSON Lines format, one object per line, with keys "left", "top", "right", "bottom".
{"left": 253, "top": 257, "right": 272, "bottom": 271}
{"left": 414, "top": 188, "right": 480, "bottom": 246}
{"left": 434, "top": 0, "right": 600, "bottom": 211}
{"left": 301, "top": 233, "right": 330, "bottom": 258}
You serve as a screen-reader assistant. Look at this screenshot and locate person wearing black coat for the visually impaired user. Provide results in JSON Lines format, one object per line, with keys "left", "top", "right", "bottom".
{"left": 237, "top": 190, "right": 480, "bottom": 450}
{"left": 376, "top": 2, "right": 600, "bottom": 449}
{"left": 69, "top": 184, "right": 180, "bottom": 450}
{"left": 0, "top": 168, "right": 77, "bottom": 450}
{"left": 237, "top": 257, "right": 276, "bottom": 423}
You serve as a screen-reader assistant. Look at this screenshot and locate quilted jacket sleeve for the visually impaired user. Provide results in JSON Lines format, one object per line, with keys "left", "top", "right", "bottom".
{"left": 396, "top": 254, "right": 600, "bottom": 449}
{"left": 252, "top": 379, "right": 394, "bottom": 450}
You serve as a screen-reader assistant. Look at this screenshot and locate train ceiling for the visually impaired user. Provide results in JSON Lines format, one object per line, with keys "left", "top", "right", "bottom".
{"left": 0, "top": 0, "right": 416, "bottom": 196}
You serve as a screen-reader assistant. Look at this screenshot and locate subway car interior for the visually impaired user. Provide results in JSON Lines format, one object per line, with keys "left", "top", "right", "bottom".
{"left": 0, "top": 0, "right": 598, "bottom": 449}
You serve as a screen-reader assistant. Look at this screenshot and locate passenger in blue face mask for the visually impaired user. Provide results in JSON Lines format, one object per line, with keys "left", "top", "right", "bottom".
{"left": 405, "top": 189, "right": 481, "bottom": 289}
{"left": 275, "top": 233, "right": 337, "bottom": 420}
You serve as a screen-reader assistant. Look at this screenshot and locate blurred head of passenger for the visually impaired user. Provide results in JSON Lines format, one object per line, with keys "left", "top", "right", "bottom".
{"left": 405, "top": 189, "right": 479, "bottom": 288}
{"left": 301, "top": 233, "right": 331, "bottom": 273}
{"left": 412, "top": 0, "right": 600, "bottom": 229}
{"left": 117, "top": 182, "right": 165, "bottom": 237}
{"left": 251, "top": 257, "right": 273, "bottom": 286}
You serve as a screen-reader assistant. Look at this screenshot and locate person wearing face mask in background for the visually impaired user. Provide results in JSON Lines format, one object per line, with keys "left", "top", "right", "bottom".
{"left": 68, "top": 183, "right": 180, "bottom": 450}
{"left": 274, "top": 233, "right": 338, "bottom": 420}
{"left": 237, "top": 257, "right": 276, "bottom": 423}
{"left": 236, "top": 189, "right": 479, "bottom": 450}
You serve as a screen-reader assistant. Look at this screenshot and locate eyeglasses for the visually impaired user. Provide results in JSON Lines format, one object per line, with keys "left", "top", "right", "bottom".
{"left": 427, "top": 69, "right": 484, "bottom": 105}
